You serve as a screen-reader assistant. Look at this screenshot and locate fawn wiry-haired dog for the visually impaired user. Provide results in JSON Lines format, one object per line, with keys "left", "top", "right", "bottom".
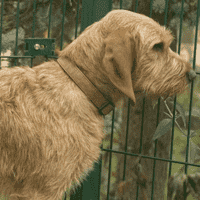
{"left": 0, "top": 9, "right": 196, "bottom": 199}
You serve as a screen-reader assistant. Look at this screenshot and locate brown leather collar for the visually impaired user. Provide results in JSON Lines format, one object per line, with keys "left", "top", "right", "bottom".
{"left": 57, "top": 57, "right": 115, "bottom": 115}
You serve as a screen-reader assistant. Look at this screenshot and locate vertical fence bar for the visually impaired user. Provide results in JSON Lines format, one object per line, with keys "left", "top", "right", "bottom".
{"left": 70, "top": 0, "right": 112, "bottom": 199}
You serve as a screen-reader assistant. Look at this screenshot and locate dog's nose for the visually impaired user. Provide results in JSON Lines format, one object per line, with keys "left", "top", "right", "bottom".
{"left": 187, "top": 69, "right": 197, "bottom": 81}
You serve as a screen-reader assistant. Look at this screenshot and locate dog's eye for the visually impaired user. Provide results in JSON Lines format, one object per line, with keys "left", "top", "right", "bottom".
{"left": 153, "top": 43, "right": 163, "bottom": 52}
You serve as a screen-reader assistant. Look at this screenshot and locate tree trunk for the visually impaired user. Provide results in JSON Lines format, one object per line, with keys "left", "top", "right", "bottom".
{"left": 112, "top": 95, "right": 172, "bottom": 199}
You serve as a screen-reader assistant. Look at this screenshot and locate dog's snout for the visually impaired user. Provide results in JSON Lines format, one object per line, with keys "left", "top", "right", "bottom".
{"left": 187, "top": 69, "right": 197, "bottom": 82}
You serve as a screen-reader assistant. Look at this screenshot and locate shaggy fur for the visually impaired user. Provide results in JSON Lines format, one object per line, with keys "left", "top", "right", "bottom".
{"left": 0, "top": 9, "right": 196, "bottom": 199}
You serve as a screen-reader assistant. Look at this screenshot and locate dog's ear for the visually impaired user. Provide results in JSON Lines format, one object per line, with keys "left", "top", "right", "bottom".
{"left": 102, "top": 29, "right": 136, "bottom": 106}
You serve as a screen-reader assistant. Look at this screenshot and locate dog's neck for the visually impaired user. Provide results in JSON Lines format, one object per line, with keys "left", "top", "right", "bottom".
{"left": 57, "top": 57, "right": 115, "bottom": 115}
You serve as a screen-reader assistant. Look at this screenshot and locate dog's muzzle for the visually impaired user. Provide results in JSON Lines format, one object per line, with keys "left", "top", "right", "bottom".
{"left": 187, "top": 69, "right": 197, "bottom": 83}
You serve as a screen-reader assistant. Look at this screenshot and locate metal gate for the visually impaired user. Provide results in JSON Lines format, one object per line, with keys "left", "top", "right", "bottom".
{"left": 0, "top": 0, "right": 200, "bottom": 199}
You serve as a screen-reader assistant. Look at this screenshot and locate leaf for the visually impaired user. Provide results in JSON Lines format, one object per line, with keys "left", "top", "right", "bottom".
{"left": 168, "top": 100, "right": 187, "bottom": 128}
{"left": 167, "top": 173, "right": 190, "bottom": 200}
{"left": 152, "top": 119, "right": 172, "bottom": 141}
{"left": 187, "top": 173, "right": 200, "bottom": 200}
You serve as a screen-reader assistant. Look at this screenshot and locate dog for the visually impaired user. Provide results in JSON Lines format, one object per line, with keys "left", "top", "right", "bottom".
{"left": 0, "top": 9, "right": 196, "bottom": 199}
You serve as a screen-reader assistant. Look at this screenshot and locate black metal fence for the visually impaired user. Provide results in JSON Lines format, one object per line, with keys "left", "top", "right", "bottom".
{"left": 0, "top": 0, "right": 200, "bottom": 199}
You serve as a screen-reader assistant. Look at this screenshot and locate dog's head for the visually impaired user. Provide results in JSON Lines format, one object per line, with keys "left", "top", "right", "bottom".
{"left": 101, "top": 10, "right": 196, "bottom": 105}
